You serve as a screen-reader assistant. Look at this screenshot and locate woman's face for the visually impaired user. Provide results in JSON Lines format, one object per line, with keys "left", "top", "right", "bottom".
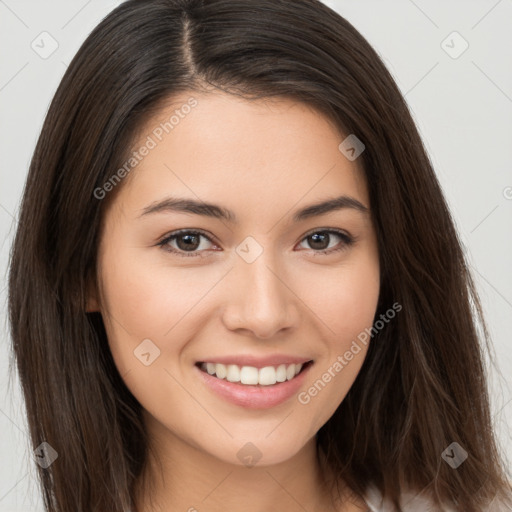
{"left": 91, "top": 90, "right": 380, "bottom": 467}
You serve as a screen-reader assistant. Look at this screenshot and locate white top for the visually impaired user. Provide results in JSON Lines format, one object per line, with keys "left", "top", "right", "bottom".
{"left": 363, "top": 484, "right": 512, "bottom": 511}
{"left": 363, "top": 485, "right": 455, "bottom": 511}
{"left": 126, "top": 489, "right": 511, "bottom": 512}
{"left": 124, "top": 484, "right": 512, "bottom": 511}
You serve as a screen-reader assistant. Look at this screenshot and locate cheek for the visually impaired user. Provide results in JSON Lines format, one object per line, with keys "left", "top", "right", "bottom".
{"left": 98, "top": 248, "right": 226, "bottom": 366}
{"left": 295, "top": 252, "right": 380, "bottom": 345}
{"left": 97, "top": 251, "right": 212, "bottom": 413}
{"left": 100, "top": 263, "right": 169, "bottom": 342}
{"left": 293, "top": 254, "right": 379, "bottom": 433}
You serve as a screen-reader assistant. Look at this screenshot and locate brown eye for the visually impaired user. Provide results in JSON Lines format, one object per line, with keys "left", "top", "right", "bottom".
{"left": 297, "top": 230, "right": 354, "bottom": 254}
{"left": 174, "top": 233, "right": 201, "bottom": 251}
{"left": 158, "top": 230, "right": 217, "bottom": 257}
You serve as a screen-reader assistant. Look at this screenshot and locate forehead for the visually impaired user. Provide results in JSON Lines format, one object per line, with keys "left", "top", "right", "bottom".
{"left": 113, "top": 91, "right": 369, "bottom": 220}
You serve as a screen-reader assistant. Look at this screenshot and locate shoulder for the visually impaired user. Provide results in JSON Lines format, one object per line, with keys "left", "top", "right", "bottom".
{"left": 362, "top": 484, "right": 512, "bottom": 512}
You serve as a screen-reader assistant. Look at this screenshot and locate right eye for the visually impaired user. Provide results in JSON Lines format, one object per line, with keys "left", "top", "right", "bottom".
{"left": 157, "top": 229, "right": 220, "bottom": 257}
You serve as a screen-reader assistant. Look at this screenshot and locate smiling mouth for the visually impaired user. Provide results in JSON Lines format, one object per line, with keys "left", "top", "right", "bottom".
{"left": 196, "top": 361, "right": 313, "bottom": 386}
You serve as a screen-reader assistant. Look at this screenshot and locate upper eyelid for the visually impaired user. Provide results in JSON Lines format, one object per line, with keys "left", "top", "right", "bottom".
{"left": 159, "top": 228, "right": 218, "bottom": 245}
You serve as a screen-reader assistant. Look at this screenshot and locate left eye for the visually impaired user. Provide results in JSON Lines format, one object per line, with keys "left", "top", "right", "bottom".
{"left": 297, "top": 230, "right": 353, "bottom": 253}
{"left": 157, "top": 229, "right": 353, "bottom": 257}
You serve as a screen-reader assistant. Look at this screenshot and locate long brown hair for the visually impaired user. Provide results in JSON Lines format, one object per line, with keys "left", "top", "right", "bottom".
{"left": 8, "top": 0, "right": 511, "bottom": 511}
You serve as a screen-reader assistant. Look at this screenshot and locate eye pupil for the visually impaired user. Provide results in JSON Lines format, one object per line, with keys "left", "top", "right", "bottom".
{"left": 308, "top": 232, "right": 329, "bottom": 250}
{"left": 177, "top": 234, "right": 200, "bottom": 251}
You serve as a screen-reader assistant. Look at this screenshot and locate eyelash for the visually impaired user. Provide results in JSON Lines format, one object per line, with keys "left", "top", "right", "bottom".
{"left": 156, "top": 228, "right": 355, "bottom": 258}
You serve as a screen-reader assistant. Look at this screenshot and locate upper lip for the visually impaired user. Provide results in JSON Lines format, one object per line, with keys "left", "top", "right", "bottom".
{"left": 197, "top": 355, "right": 313, "bottom": 369}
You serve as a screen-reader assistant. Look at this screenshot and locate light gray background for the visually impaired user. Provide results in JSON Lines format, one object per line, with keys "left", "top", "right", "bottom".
{"left": 1, "top": 1, "right": 511, "bottom": 510}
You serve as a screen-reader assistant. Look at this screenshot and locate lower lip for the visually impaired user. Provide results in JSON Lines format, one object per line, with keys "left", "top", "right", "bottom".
{"left": 195, "top": 363, "right": 312, "bottom": 409}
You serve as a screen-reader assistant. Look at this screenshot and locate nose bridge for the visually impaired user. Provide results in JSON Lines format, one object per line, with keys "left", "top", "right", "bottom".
{"left": 222, "top": 244, "right": 298, "bottom": 337}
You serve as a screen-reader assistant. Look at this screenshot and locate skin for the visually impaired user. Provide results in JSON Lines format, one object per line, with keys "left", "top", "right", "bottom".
{"left": 88, "top": 90, "right": 380, "bottom": 511}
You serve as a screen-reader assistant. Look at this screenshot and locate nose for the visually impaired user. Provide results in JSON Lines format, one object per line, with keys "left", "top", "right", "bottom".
{"left": 221, "top": 252, "right": 301, "bottom": 339}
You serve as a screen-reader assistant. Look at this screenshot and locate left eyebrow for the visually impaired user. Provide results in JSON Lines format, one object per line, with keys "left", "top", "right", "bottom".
{"left": 138, "top": 194, "right": 369, "bottom": 222}
{"left": 292, "top": 195, "right": 369, "bottom": 222}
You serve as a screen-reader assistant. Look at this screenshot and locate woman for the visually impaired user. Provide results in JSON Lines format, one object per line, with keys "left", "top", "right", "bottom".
{"left": 8, "top": 0, "right": 511, "bottom": 511}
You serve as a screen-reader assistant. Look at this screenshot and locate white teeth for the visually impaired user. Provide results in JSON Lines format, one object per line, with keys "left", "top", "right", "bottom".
{"left": 201, "top": 362, "right": 305, "bottom": 385}
{"left": 240, "top": 366, "right": 259, "bottom": 385}
{"left": 226, "top": 364, "right": 241, "bottom": 383}
{"left": 258, "top": 366, "right": 276, "bottom": 386}
{"left": 215, "top": 363, "right": 227, "bottom": 379}
{"left": 276, "top": 364, "right": 287, "bottom": 382}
